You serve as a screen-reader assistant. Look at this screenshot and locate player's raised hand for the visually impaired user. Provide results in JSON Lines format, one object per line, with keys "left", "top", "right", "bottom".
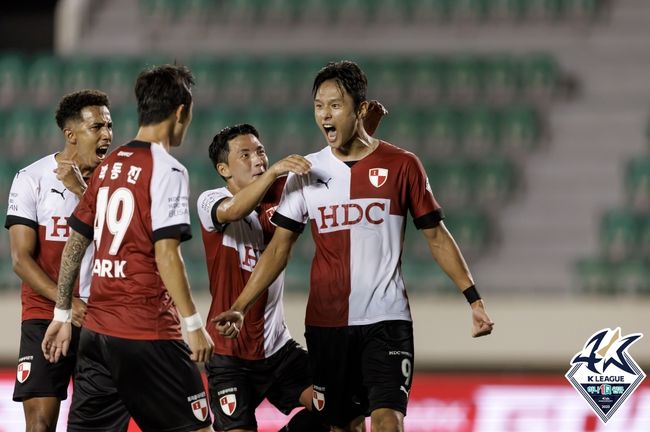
{"left": 213, "top": 309, "right": 244, "bottom": 339}
{"left": 269, "top": 155, "right": 312, "bottom": 177}
{"left": 54, "top": 159, "right": 87, "bottom": 198}
{"left": 71, "top": 298, "right": 87, "bottom": 328}
{"left": 187, "top": 327, "right": 214, "bottom": 363}
{"left": 470, "top": 300, "right": 494, "bottom": 338}
{"left": 362, "top": 100, "right": 388, "bottom": 136}
{"left": 41, "top": 321, "right": 72, "bottom": 363}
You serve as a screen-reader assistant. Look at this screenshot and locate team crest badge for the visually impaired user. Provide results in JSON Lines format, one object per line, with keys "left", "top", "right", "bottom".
{"left": 17, "top": 361, "right": 31, "bottom": 383}
{"left": 220, "top": 394, "right": 237, "bottom": 416}
{"left": 565, "top": 327, "right": 645, "bottom": 423}
{"left": 191, "top": 397, "right": 209, "bottom": 421}
{"left": 313, "top": 389, "right": 325, "bottom": 411}
{"left": 369, "top": 168, "right": 388, "bottom": 188}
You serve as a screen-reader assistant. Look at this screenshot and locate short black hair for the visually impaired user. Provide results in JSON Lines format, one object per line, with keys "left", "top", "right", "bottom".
{"left": 312, "top": 60, "right": 367, "bottom": 110}
{"left": 208, "top": 123, "right": 260, "bottom": 180}
{"left": 134, "top": 64, "right": 195, "bottom": 126}
{"left": 55, "top": 90, "right": 110, "bottom": 130}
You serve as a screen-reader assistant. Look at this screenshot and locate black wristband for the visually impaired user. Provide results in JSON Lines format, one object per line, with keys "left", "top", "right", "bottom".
{"left": 463, "top": 285, "right": 481, "bottom": 304}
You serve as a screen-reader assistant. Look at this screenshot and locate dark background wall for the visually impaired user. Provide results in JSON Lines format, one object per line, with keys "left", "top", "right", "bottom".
{"left": 0, "top": 1, "right": 57, "bottom": 52}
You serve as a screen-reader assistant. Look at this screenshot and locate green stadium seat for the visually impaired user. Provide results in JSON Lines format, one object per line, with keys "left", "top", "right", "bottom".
{"left": 218, "top": 58, "right": 258, "bottom": 106}
{"left": 446, "top": 55, "right": 483, "bottom": 103}
{"left": 258, "top": 58, "right": 296, "bottom": 106}
{"left": 473, "top": 158, "right": 517, "bottom": 207}
{"left": 599, "top": 208, "right": 639, "bottom": 262}
{"left": 0, "top": 54, "right": 24, "bottom": 107}
{"left": 110, "top": 107, "right": 139, "bottom": 148}
{"left": 259, "top": 0, "right": 300, "bottom": 25}
{"left": 483, "top": 55, "right": 520, "bottom": 103}
{"left": 444, "top": 209, "right": 490, "bottom": 258}
{"left": 221, "top": 0, "right": 260, "bottom": 25}
{"left": 374, "top": 0, "right": 413, "bottom": 24}
{"left": 188, "top": 108, "right": 234, "bottom": 155}
{"left": 520, "top": 53, "right": 558, "bottom": 102}
{"left": 61, "top": 57, "right": 97, "bottom": 94}
{"left": 615, "top": 259, "right": 650, "bottom": 295}
{"left": 543, "top": 0, "right": 570, "bottom": 19}
{"left": 575, "top": 257, "right": 615, "bottom": 295}
{"left": 364, "top": 58, "right": 406, "bottom": 107}
{"left": 296, "top": 0, "right": 336, "bottom": 26}
{"left": 455, "top": 0, "right": 495, "bottom": 21}
{"left": 459, "top": 107, "right": 499, "bottom": 157}
{"left": 272, "top": 109, "right": 318, "bottom": 157}
{"left": 97, "top": 58, "right": 136, "bottom": 106}
{"left": 26, "top": 55, "right": 62, "bottom": 107}
{"left": 420, "top": 107, "right": 461, "bottom": 158}
{"left": 499, "top": 105, "right": 541, "bottom": 156}
{"left": 405, "top": 56, "right": 446, "bottom": 105}
{"left": 188, "top": 56, "right": 221, "bottom": 106}
{"left": 382, "top": 108, "right": 421, "bottom": 153}
{"left": 625, "top": 158, "right": 650, "bottom": 211}
{"left": 425, "top": 159, "right": 472, "bottom": 209}
{"left": 36, "top": 109, "right": 62, "bottom": 154}
{"left": 333, "top": 0, "right": 372, "bottom": 25}
{"left": 637, "top": 215, "right": 650, "bottom": 260}
{"left": 2, "top": 107, "right": 38, "bottom": 157}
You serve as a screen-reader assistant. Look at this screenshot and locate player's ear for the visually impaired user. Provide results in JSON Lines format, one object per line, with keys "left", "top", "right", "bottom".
{"left": 63, "top": 126, "right": 76, "bottom": 145}
{"left": 217, "top": 162, "right": 231, "bottom": 179}
{"left": 357, "top": 100, "right": 369, "bottom": 119}
{"left": 175, "top": 104, "right": 190, "bottom": 124}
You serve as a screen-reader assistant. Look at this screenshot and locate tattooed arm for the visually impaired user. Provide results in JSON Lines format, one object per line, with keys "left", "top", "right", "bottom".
{"left": 42, "top": 229, "right": 91, "bottom": 363}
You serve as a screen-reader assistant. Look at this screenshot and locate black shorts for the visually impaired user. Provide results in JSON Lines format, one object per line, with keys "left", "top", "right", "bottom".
{"left": 205, "top": 339, "right": 312, "bottom": 431}
{"left": 67, "top": 328, "right": 211, "bottom": 432}
{"left": 305, "top": 320, "right": 414, "bottom": 427}
{"left": 13, "top": 319, "right": 81, "bottom": 402}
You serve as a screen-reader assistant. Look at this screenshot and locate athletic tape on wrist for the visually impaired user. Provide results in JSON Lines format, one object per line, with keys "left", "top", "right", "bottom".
{"left": 53, "top": 307, "right": 72, "bottom": 323}
{"left": 183, "top": 312, "right": 204, "bottom": 332}
{"left": 463, "top": 285, "right": 481, "bottom": 304}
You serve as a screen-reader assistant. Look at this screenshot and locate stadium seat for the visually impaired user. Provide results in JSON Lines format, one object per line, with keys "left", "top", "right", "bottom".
{"left": 258, "top": 58, "right": 296, "bottom": 106}
{"left": 615, "top": 259, "right": 650, "bottom": 295}
{"left": 405, "top": 56, "right": 446, "bottom": 106}
{"left": 625, "top": 157, "right": 650, "bottom": 211}
{"left": 425, "top": 159, "right": 472, "bottom": 209}
{"left": 460, "top": 106, "right": 499, "bottom": 158}
{"left": 420, "top": 107, "right": 461, "bottom": 158}
{"left": 374, "top": 0, "right": 413, "bottom": 24}
{"left": 574, "top": 257, "right": 615, "bottom": 295}
{"left": 599, "top": 208, "right": 639, "bottom": 262}
{"left": 0, "top": 54, "right": 24, "bottom": 107}
{"left": 444, "top": 209, "right": 490, "bottom": 258}
{"left": 482, "top": 55, "right": 520, "bottom": 104}
{"left": 109, "top": 107, "right": 139, "bottom": 148}
{"left": 382, "top": 108, "right": 422, "bottom": 154}
{"left": 1, "top": 107, "right": 38, "bottom": 157}
{"left": 473, "top": 157, "right": 517, "bottom": 207}
{"left": 364, "top": 57, "right": 406, "bottom": 107}
{"left": 218, "top": 57, "right": 258, "bottom": 106}
{"left": 446, "top": 55, "right": 484, "bottom": 103}
{"left": 272, "top": 109, "right": 319, "bottom": 157}
{"left": 188, "top": 56, "right": 221, "bottom": 107}
{"left": 25, "top": 55, "right": 62, "bottom": 107}
{"left": 61, "top": 57, "right": 97, "bottom": 95}
{"left": 97, "top": 57, "right": 136, "bottom": 106}
{"left": 499, "top": 105, "right": 541, "bottom": 156}
{"left": 520, "top": 53, "right": 559, "bottom": 102}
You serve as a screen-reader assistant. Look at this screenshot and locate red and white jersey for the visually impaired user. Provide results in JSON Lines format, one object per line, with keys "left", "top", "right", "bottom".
{"left": 70, "top": 141, "right": 192, "bottom": 340}
{"left": 5, "top": 154, "right": 92, "bottom": 321}
{"left": 273, "top": 141, "right": 443, "bottom": 327}
{"left": 197, "top": 178, "right": 291, "bottom": 360}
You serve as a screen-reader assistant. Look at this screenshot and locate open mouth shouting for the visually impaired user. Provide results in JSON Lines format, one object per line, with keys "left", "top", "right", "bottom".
{"left": 96, "top": 144, "right": 110, "bottom": 160}
{"left": 323, "top": 124, "right": 337, "bottom": 143}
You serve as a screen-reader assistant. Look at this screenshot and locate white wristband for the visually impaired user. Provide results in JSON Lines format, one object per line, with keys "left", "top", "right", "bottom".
{"left": 183, "top": 312, "right": 203, "bottom": 332}
{"left": 53, "top": 307, "right": 72, "bottom": 323}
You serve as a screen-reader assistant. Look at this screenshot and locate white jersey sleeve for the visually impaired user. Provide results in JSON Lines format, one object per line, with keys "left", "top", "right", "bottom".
{"left": 6, "top": 170, "right": 39, "bottom": 226}
{"left": 274, "top": 171, "right": 309, "bottom": 225}
{"left": 150, "top": 146, "right": 191, "bottom": 236}
{"left": 197, "top": 188, "right": 231, "bottom": 233}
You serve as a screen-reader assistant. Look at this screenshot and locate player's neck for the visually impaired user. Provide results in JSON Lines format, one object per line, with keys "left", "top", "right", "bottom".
{"left": 332, "top": 133, "right": 379, "bottom": 162}
{"left": 134, "top": 124, "right": 175, "bottom": 152}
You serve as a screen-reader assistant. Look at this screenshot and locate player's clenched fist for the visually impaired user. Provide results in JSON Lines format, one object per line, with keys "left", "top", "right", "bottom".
{"left": 213, "top": 309, "right": 244, "bottom": 339}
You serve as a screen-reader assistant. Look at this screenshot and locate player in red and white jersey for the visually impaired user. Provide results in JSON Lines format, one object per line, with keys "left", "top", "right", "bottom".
{"left": 198, "top": 124, "right": 331, "bottom": 432}
{"left": 216, "top": 61, "right": 495, "bottom": 432}
{"left": 42, "top": 65, "right": 214, "bottom": 432}
{"left": 5, "top": 90, "right": 111, "bottom": 432}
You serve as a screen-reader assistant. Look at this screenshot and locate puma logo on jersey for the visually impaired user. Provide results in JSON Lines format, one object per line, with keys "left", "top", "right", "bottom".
{"left": 92, "top": 259, "right": 126, "bottom": 278}
{"left": 50, "top": 188, "right": 66, "bottom": 199}
{"left": 316, "top": 177, "right": 332, "bottom": 189}
{"left": 171, "top": 167, "right": 182, "bottom": 172}
{"left": 400, "top": 386, "right": 409, "bottom": 396}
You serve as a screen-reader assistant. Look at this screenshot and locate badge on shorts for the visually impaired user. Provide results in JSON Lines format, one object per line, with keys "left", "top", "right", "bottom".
{"left": 219, "top": 394, "right": 237, "bottom": 416}
{"left": 16, "top": 361, "right": 31, "bottom": 383}
{"left": 191, "top": 397, "right": 209, "bottom": 421}
{"left": 369, "top": 168, "right": 388, "bottom": 188}
{"left": 313, "top": 389, "right": 325, "bottom": 411}
{"left": 565, "top": 327, "right": 645, "bottom": 423}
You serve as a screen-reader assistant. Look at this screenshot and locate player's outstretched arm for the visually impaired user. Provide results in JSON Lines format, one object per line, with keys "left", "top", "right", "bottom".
{"left": 42, "top": 229, "right": 91, "bottom": 362}
{"left": 214, "top": 226, "right": 299, "bottom": 338}
{"left": 154, "top": 238, "right": 214, "bottom": 362}
{"left": 421, "top": 222, "right": 494, "bottom": 338}
{"left": 217, "top": 155, "right": 311, "bottom": 224}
